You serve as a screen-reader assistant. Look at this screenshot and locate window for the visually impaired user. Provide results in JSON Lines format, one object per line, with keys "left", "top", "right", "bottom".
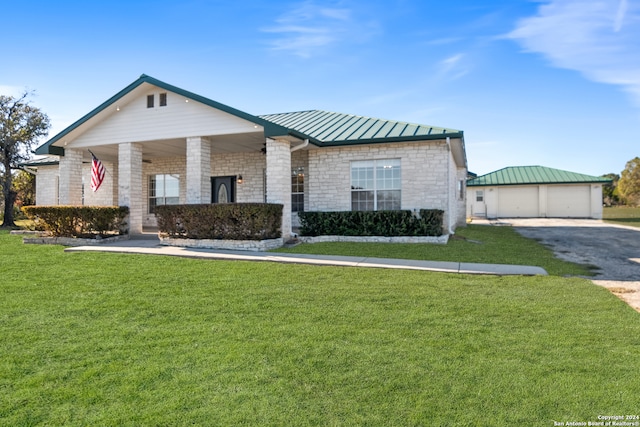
{"left": 159, "top": 92, "right": 167, "bottom": 107}
{"left": 149, "top": 174, "right": 179, "bottom": 213}
{"left": 291, "top": 168, "right": 304, "bottom": 212}
{"left": 351, "top": 159, "right": 401, "bottom": 211}
{"left": 476, "top": 190, "right": 484, "bottom": 202}
{"left": 147, "top": 94, "right": 154, "bottom": 108}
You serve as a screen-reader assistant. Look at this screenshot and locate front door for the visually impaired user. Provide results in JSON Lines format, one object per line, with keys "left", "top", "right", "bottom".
{"left": 211, "top": 176, "right": 236, "bottom": 203}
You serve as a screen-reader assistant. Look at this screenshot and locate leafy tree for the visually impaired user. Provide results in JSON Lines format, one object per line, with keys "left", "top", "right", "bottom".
{"left": 0, "top": 92, "right": 50, "bottom": 227}
{"left": 13, "top": 169, "right": 36, "bottom": 207}
{"left": 618, "top": 157, "right": 640, "bottom": 206}
{"left": 601, "top": 173, "right": 620, "bottom": 206}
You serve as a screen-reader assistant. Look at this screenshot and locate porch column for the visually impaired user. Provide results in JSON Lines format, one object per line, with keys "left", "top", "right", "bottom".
{"left": 118, "top": 142, "right": 143, "bottom": 234}
{"left": 265, "top": 138, "right": 291, "bottom": 239}
{"left": 186, "top": 136, "right": 211, "bottom": 204}
{"left": 58, "top": 148, "right": 83, "bottom": 205}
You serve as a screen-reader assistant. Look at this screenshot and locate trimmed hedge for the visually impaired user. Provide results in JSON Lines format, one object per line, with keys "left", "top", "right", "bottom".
{"left": 298, "top": 209, "right": 444, "bottom": 237}
{"left": 22, "top": 206, "right": 129, "bottom": 237}
{"left": 155, "top": 203, "right": 282, "bottom": 240}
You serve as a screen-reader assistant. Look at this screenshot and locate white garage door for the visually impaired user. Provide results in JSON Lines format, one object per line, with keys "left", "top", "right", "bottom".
{"left": 547, "top": 185, "right": 590, "bottom": 217}
{"left": 497, "top": 186, "right": 539, "bottom": 217}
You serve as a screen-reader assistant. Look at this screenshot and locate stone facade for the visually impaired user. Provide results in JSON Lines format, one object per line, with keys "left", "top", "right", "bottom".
{"left": 58, "top": 148, "right": 83, "bottom": 205}
{"left": 266, "top": 138, "right": 292, "bottom": 238}
{"left": 118, "top": 143, "right": 143, "bottom": 233}
{"left": 306, "top": 140, "right": 466, "bottom": 229}
{"left": 34, "top": 165, "right": 59, "bottom": 206}
{"left": 40, "top": 138, "right": 466, "bottom": 234}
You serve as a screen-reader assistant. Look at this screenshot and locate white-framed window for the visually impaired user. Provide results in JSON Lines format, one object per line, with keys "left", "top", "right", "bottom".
{"left": 291, "top": 168, "right": 304, "bottom": 212}
{"left": 149, "top": 174, "right": 180, "bottom": 213}
{"left": 351, "top": 159, "right": 401, "bottom": 211}
{"left": 147, "top": 94, "right": 154, "bottom": 108}
{"left": 476, "top": 190, "right": 484, "bottom": 202}
{"left": 159, "top": 92, "right": 167, "bottom": 107}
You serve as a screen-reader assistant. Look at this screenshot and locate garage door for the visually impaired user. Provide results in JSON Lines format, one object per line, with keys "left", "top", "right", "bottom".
{"left": 547, "top": 185, "right": 590, "bottom": 217}
{"left": 497, "top": 186, "right": 539, "bottom": 217}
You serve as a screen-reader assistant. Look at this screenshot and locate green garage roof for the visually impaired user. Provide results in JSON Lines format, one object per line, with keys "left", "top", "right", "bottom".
{"left": 467, "top": 166, "right": 611, "bottom": 187}
{"left": 259, "top": 110, "right": 462, "bottom": 146}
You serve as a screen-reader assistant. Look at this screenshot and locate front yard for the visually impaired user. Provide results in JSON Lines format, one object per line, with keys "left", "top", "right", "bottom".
{"left": 1, "top": 229, "right": 639, "bottom": 426}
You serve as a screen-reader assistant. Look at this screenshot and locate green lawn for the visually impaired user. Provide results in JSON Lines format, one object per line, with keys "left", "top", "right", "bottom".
{"left": 278, "top": 224, "right": 592, "bottom": 276}
{"left": 604, "top": 206, "right": 640, "bottom": 228}
{"left": 1, "top": 230, "right": 639, "bottom": 426}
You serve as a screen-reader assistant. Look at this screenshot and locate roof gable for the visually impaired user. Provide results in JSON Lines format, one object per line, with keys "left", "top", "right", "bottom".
{"left": 467, "top": 166, "right": 611, "bottom": 186}
{"left": 35, "top": 74, "right": 289, "bottom": 156}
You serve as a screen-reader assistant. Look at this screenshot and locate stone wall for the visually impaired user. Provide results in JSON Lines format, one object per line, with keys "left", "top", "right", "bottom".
{"left": 34, "top": 165, "right": 59, "bottom": 206}
{"left": 307, "top": 141, "right": 451, "bottom": 214}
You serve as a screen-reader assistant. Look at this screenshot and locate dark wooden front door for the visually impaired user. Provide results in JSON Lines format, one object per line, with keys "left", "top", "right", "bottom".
{"left": 211, "top": 176, "right": 236, "bottom": 203}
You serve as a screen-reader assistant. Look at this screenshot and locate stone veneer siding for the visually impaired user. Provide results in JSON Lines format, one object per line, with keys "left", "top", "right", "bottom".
{"left": 34, "top": 165, "right": 59, "bottom": 205}
{"left": 58, "top": 148, "right": 83, "bottom": 205}
{"left": 83, "top": 161, "right": 116, "bottom": 206}
{"left": 307, "top": 140, "right": 453, "bottom": 215}
{"left": 141, "top": 152, "right": 267, "bottom": 227}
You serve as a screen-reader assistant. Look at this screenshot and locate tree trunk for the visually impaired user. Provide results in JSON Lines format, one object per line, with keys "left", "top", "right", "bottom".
{"left": 2, "top": 190, "right": 17, "bottom": 227}
{"left": 1, "top": 158, "right": 15, "bottom": 227}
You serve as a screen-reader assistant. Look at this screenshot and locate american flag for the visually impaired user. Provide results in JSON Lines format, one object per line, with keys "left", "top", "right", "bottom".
{"left": 90, "top": 152, "right": 106, "bottom": 192}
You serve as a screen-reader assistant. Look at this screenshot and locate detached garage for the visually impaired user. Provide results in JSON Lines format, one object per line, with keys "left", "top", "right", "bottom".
{"left": 467, "top": 166, "right": 611, "bottom": 219}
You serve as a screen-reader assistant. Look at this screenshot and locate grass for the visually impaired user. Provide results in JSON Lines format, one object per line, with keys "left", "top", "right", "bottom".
{"left": 277, "top": 224, "right": 592, "bottom": 276}
{"left": 1, "top": 230, "right": 639, "bottom": 425}
{"left": 603, "top": 206, "right": 640, "bottom": 228}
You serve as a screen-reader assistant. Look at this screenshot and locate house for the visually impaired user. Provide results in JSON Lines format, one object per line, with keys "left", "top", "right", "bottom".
{"left": 32, "top": 74, "right": 468, "bottom": 238}
{"left": 467, "top": 166, "right": 611, "bottom": 219}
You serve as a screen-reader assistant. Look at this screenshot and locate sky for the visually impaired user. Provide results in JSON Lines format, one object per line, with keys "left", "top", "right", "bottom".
{"left": 2, "top": 0, "right": 639, "bottom": 177}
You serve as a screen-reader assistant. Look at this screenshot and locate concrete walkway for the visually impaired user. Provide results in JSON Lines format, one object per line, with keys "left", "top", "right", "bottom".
{"left": 64, "top": 235, "right": 547, "bottom": 276}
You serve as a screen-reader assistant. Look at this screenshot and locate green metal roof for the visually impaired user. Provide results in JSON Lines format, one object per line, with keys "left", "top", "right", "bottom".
{"left": 259, "top": 110, "right": 463, "bottom": 146}
{"left": 35, "top": 75, "right": 463, "bottom": 156}
{"left": 467, "top": 166, "right": 612, "bottom": 187}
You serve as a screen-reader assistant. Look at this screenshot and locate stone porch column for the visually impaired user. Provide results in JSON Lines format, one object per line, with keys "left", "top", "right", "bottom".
{"left": 58, "top": 148, "right": 83, "bottom": 205}
{"left": 118, "top": 143, "right": 143, "bottom": 234}
{"left": 266, "top": 138, "right": 291, "bottom": 239}
{"left": 186, "top": 136, "right": 211, "bottom": 204}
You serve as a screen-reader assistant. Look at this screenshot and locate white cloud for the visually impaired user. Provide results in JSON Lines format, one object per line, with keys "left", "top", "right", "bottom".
{"left": 262, "top": 1, "right": 378, "bottom": 58}
{"left": 438, "top": 53, "right": 470, "bottom": 81}
{"left": 507, "top": 0, "right": 640, "bottom": 104}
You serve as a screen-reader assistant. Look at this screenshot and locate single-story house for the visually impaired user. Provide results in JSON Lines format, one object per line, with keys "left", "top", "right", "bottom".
{"left": 467, "top": 166, "right": 611, "bottom": 219}
{"left": 32, "top": 74, "right": 468, "bottom": 237}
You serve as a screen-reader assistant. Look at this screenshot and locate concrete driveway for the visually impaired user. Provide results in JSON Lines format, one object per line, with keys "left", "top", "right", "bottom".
{"left": 478, "top": 218, "right": 640, "bottom": 310}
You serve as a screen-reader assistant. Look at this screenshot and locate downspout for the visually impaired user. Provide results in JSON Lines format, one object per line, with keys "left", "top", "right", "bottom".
{"left": 446, "top": 137, "right": 455, "bottom": 235}
{"left": 290, "top": 138, "right": 309, "bottom": 152}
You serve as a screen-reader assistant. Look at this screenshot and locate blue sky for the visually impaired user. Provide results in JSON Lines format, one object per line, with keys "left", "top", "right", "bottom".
{"left": 2, "top": 0, "right": 639, "bottom": 176}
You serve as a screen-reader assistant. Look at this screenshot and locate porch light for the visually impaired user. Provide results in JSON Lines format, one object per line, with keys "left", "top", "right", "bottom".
{"left": 236, "top": 175, "right": 243, "bottom": 184}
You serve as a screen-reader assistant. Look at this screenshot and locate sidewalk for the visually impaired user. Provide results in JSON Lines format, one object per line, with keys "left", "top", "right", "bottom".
{"left": 64, "top": 235, "right": 547, "bottom": 276}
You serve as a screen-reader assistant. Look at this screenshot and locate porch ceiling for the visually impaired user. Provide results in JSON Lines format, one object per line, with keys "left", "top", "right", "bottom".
{"left": 79, "top": 131, "right": 267, "bottom": 163}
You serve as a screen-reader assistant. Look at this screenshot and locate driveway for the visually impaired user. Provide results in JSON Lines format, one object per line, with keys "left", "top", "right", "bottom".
{"left": 480, "top": 218, "right": 640, "bottom": 310}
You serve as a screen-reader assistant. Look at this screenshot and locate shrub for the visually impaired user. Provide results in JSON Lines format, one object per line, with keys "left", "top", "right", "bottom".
{"left": 155, "top": 203, "right": 282, "bottom": 240}
{"left": 21, "top": 206, "right": 129, "bottom": 237}
{"left": 298, "top": 209, "right": 444, "bottom": 237}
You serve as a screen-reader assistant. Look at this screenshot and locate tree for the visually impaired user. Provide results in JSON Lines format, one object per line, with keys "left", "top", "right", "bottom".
{"left": 618, "top": 157, "right": 640, "bottom": 206}
{"left": 601, "top": 173, "right": 620, "bottom": 206}
{"left": 0, "top": 92, "right": 50, "bottom": 227}
{"left": 13, "top": 169, "right": 36, "bottom": 207}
